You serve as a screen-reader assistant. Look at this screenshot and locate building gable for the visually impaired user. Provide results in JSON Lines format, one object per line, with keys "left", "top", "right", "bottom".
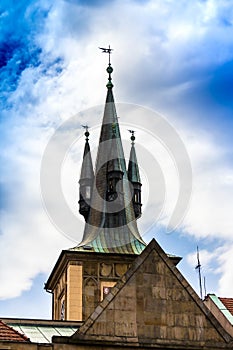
{"left": 69, "top": 239, "right": 233, "bottom": 349}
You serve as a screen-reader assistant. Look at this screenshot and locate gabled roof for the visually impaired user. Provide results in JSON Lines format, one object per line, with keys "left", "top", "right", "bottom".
{"left": 220, "top": 298, "right": 233, "bottom": 317}
{"left": 204, "top": 294, "right": 233, "bottom": 326}
{"left": 0, "top": 320, "right": 29, "bottom": 342}
{"left": 2, "top": 318, "right": 81, "bottom": 344}
{"left": 60, "top": 239, "right": 233, "bottom": 348}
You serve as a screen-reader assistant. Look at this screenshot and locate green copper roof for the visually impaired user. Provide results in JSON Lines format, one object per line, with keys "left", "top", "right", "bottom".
{"left": 72, "top": 228, "right": 146, "bottom": 254}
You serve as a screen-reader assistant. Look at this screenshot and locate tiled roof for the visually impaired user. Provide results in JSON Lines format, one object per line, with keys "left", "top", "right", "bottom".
{"left": 0, "top": 320, "right": 29, "bottom": 342}
{"left": 2, "top": 318, "right": 81, "bottom": 344}
{"left": 219, "top": 298, "right": 233, "bottom": 317}
{"left": 206, "top": 294, "right": 233, "bottom": 325}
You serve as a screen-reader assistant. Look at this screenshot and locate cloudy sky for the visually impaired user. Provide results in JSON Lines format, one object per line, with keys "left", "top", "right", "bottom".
{"left": 1, "top": 0, "right": 233, "bottom": 318}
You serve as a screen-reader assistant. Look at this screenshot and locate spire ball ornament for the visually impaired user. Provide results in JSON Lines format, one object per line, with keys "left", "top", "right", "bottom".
{"left": 107, "top": 65, "right": 113, "bottom": 74}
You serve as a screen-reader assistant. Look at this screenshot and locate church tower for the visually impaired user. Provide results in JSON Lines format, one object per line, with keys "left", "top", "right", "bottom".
{"left": 45, "top": 52, "right": 147, "bottom": 321}
{"left": 77, "top": 55, "right": 145, "bottom": 254}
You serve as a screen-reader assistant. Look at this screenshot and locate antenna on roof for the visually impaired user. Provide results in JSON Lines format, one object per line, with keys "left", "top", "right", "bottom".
{"left": 195, "top": 246, "right": 203, "bottom": 299}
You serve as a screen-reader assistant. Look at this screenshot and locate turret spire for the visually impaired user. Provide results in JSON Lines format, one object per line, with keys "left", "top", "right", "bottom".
{"left": 78, "top": 126, "right": 94, "bottom": 222}
{"left": 128, "top": 131, "right": 142, "bottom": 219}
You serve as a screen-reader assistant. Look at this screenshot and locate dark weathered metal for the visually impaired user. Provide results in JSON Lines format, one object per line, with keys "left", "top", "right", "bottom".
{"left": 76, "top": 61, "right": 146, "bottom": 254}
{"left": 128, "top": 132, "right": 142, "bottom": 218}
{"left": 79, "top": 128, "right": 94, "bottom": 222}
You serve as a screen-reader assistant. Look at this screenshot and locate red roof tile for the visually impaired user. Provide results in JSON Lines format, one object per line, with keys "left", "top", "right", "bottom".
{"left": 219, "top": 297, "right": 233, "bottom": 316}
{"left": 0, "top": 320, "right": 29, "bottom": 342}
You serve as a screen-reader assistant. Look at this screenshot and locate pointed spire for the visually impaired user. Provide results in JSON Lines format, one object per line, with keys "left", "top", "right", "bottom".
{"left": 128, "top": 131, "right": 141, "bottom": 183}
{"left": 80, "top": 126, "right": 94, "bottom": 180}
{"left": 79, "top": 126, "right": 94, "bottom": 222}
{"left": 128, "top": 131, "right": 142, "bottom": 219}
{"left": 75, "top": 51, "right": 146, "bottom": 253}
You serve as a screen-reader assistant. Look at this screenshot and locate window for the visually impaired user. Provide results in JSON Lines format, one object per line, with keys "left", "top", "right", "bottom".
{"left": 86, "top": 186, "right": 91, "bottom": 199}
{"left": 103, "top": 286, "right": 112, "bottom": 297}
{"left": 60, "top": 299, "right": 65, "bottom": 320}
{"left": 100, "top": 281, "right": 116, "bottom": 300}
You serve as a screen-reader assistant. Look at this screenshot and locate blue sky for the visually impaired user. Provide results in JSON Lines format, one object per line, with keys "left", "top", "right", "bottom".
{"left": 1, "top": 0, "right": 233, "bottom": 318}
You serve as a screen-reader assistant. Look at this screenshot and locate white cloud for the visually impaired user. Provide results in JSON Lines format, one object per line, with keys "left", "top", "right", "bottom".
{"left": 2, "top": 0, "right": 233, "bottom": 301}
{"left": 181, "top": 129, "right": 233, "bottom": 239}
{"left": 216, "top": 245, "right": 233, "bottom": 296}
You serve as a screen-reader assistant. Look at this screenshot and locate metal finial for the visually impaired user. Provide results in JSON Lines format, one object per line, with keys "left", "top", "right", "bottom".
{"left": 99, "top": 45, "right": 114, "bottom": 88}
{"left": 82, "top": 124, "right": 89, "bottom": 139}
{"left": 128, "top": 129, "right": 135, "bottom": 143}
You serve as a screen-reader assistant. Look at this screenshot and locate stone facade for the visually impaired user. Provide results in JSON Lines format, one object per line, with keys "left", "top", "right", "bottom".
{"left": 52, "top": 239, "right": 233, "bottom": 349}
{"left": 45, "top": 250, "right": 136, "bottom": 321}
{"left": 2, "top": 239, "right": 233, "bottom": 349}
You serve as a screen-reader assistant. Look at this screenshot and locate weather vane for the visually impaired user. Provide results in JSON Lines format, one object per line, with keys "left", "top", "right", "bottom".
{"left": 128, "top": 129, "right": 135, "bottom": 136}
{"left": 99, "top": 45, "right": 113, "bottom": 64}
{"left": 81, "top": 124, "right": 89, "bottom": 132}
{"left": 81, "top": 124, "right": 90, "bottom": 139}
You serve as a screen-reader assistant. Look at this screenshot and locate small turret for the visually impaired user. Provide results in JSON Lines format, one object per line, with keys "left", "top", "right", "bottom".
{"left": 128, "top": 131, "right": 142, "bottom": 219}
{"left": 79, "top": 127, "right": 94, "bottom": 221}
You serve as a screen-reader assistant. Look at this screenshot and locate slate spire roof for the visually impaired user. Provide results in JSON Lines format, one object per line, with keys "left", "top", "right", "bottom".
{"left": 128, "top": 132, "right": 141, "bottom": 184}
{"left": 75, "top": 61, "right": 146, "bottom": 254}
{"left": 79, "top": 128, "right": 94, "bottom": 182}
